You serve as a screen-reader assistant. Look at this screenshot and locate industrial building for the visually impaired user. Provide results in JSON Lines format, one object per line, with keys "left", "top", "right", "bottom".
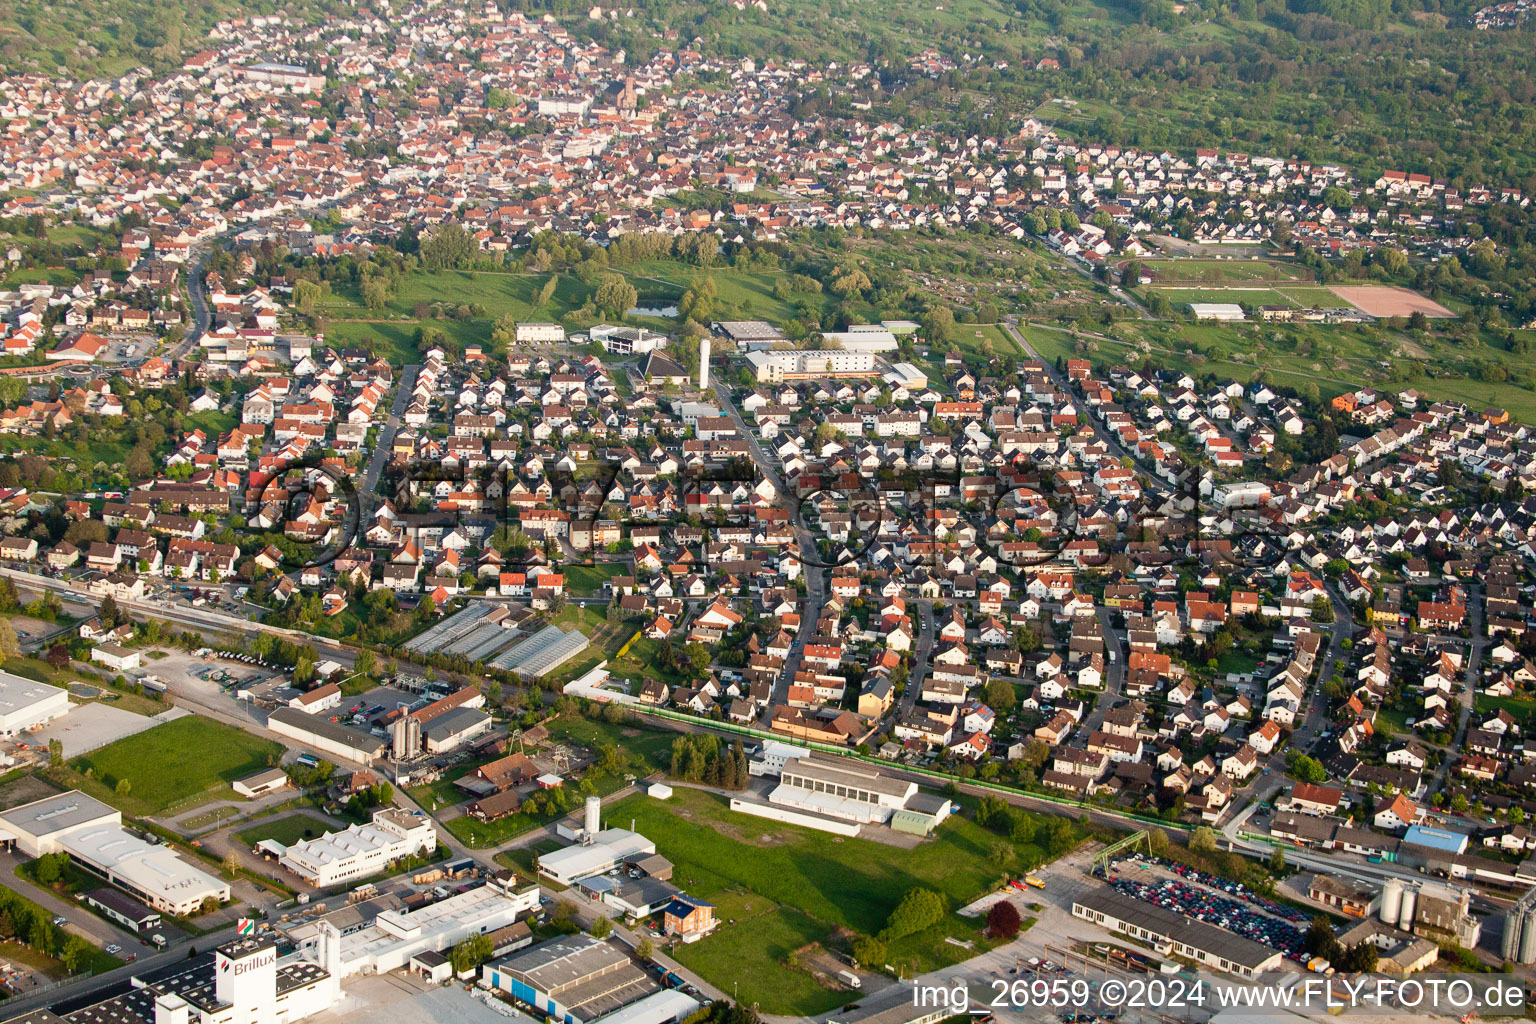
{"left": 284, "top": 881, "right": 539, "bottom": 979}
{"left": 267, "top": 707, "right": 387, "bottom": 765}
{"left": 538, "top": 829, "right": 656, "bottom": 887}
{"left": 422, "top": 705, "right": 493, "bottom": 753}
{"left": 275, "top": 808, "right": 438, "bottom": 888}
{"left": 1377, "top": 877, "right": 1481, "bottom": 948}
{"left": 0, "top": 670, "right": 71, "bottom": 737}
{"left": 1072, "top": 888, "right": 1285, "bottom": 978}
{"left": 0, "top": 936, "right": 341, "bottom": 1024}
{"left": 482, "top": 934, "right": 698, "bottom": 1024}
{"left": 0, "top": 791, "right": 230, "bottom": 915}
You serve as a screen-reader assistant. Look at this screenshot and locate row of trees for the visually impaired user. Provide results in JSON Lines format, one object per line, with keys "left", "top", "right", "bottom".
{"left": 668, "top": 735, "right": 750, "bottom": 789}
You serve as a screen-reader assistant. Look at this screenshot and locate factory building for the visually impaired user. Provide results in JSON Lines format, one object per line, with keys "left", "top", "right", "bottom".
{"left": 276, "top": 808, "right": 438, "bottom": 888}
{"left": 284, "top": 881, "right": 539, "bottom": 979}
{"left": 0, "top": 936, "right": 340, "bottom": 1024}
{"left": 0, "top": 791, "right": 229, "bottom": 915}
{"left": 267, "top": 707, "right": 387, "bottom": 765}
{"left": 482, "top": 934, "right": 698, "bottom": 1024}
{"left": 1378, "top": 877, "right": 1481, "bottom": 948}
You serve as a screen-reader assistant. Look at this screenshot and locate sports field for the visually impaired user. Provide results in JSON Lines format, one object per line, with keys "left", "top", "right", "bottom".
{"left": 1138, "top": 258, "right": 1311, "bottom": 284}
{"left": 1153, "top": 287, "right": 1298, "bottom": 308}
{"left": 1328, "top": 285, "right": 1456, "bottom": 318}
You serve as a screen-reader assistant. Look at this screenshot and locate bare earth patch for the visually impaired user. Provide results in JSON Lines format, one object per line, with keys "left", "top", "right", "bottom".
{"left": 1328, "top": 285, "right": 1456, "bottom": 318}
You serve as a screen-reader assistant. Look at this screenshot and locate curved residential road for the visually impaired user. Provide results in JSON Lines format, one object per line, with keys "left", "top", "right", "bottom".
{"left": 711, "top": 382, "right": 825, "bottom": 705}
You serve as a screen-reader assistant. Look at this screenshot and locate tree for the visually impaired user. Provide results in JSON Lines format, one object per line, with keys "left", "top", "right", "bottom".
{"left": 0, "top": 620, "right": 19, "bottom": 661}
{"left": 635, "top": 937, "right": 655, "bottom": 961}
{"left": 880, "top": 887, "right": 946, "bottom": 942}
{"left": 590, "top": 914, "right": 613, "bottom": 938}
{"left": 124, "top": 445, "right": 154, "bottom": 480}
{"left": 983, "top": 678, "right": 1016, "bottom": 712}
{"left": 920, "top": 305, "right": 956, "bottom": 344}
{"left": 1286, "top": 750, "right": 1328, "bottom": 785}
{"left": 47, "top": 738, "right": 62, "bottom": 767}
{"left": 986, "top": 899, "right": 1022, "bottom": 939}
{"left": 1268, "top": 846, "right": 1286, "bottom": 874}
{"left": 1189, "top": 826, "right": 1217, "bottom": 854}
{"left": 45, "top": 644, "right": 70, "bottom": 669}
{"left": 594, "top": 275, "right": 638, "bottom": 317}
{"left": 449, "top": 933, "right": 494, "bottom": 975}
{"left": 115, "top": 778, "right": 131, "bottom": 796}
{"left": 851, "top": 934, "right": 886, "bottom": 968}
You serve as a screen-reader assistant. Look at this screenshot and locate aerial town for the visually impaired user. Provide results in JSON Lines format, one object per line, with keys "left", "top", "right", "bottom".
{"left": 0, "top": 2, "right": 1534, "bottom": 1024}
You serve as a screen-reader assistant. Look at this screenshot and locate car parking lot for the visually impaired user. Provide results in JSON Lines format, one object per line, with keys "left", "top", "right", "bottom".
{"left": 1108, "top": 859, "right": 1307, "bottom": 960}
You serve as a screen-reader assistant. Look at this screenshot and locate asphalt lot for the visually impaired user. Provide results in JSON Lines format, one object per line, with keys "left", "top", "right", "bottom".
{"left": 30, "top": 703, "right": 185, "bottom": 758}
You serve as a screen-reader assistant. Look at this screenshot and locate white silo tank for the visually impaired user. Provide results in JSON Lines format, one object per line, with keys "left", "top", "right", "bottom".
{"left": 585, "top": 795, "right": 601, "bottom": 836}
{"left": 698, "top": 336, "right": 711, "bottom": 390}
{"left": 1519, "top": 906, "right": 1536, "bottom": 964}
{"left": 1398, "top": 887, "right": 1418, "bottom": 931}
{"left": 1380, "top": 878, "right": 1403, "bottom": 924}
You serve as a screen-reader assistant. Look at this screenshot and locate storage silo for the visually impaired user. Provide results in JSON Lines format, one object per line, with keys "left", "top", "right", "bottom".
{"left": 1379, "top": 878, "right": 1403, "bottom": 925}
{"left": 1520, "top": 906, "right": 1536, "bottom": 964}
{"left": 1500, "top": 907, "right": 1518, "bottom": 961}
{"left": 1398, "top": 887, "right": 1418, "bottom": 932}
{"left": 585, "top": 795, "right": 601, "bottom": 836}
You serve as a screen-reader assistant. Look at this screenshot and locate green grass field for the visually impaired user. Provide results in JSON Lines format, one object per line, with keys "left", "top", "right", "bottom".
{"left": 234, "top": 813, "right": 335, "bottom": 850}
{"left": 1276, "top": 285, "right": 1357, "bottom": 308}
{"left": 1139, "top": 259, "right": 1310, "bottom": 284}
{"left": 597, "top": 787, "right": 1066, "bottom": 1010}
{"left": 673, "top": 903, "right": 850, "bottom": 1015}
{"left": 63, "top": 715, "right": 283, "bottom": 815}
{"left": 1151, "top": 287, "right": 1297, "bottom": 309}
{"left": 562, "top": 564, "right": 625, "bottom": 597}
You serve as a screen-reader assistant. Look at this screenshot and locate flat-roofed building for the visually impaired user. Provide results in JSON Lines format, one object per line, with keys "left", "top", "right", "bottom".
{"left": 268, "top": 707, "right": 387, "bottom": 765}
{"left": 0, "top": 790, "right": 120, "bottom": 856}
{"left": 0, "top": 670, "right": 71, "bottom": 737}
{"left": 770, "top": 754, "right": 918, "bottom": 825}
{"left": 278, "top": 808, "right": 438, "bottom": 888}
{"left": 537, "top": 829, "right": 655, "bottom": 887}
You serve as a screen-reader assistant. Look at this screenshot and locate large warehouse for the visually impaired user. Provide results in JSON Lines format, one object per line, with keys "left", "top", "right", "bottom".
{"left": 0, "top": 670, "right": 72, "bottom": 737}
{"left": 268, "top": 707, "right": 387, "bottom": 765}
{"left": 276, "top": 808, "right": 438, "bottom": 888}
{"left": 483, "top": 934, "right": 698, "bottom": 1024}
{"left": 0, "top": 791, "right": 230, "bottom": 915}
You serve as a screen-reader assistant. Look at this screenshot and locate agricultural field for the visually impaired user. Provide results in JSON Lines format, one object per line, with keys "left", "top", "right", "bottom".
{"left": 57, "top": 715, "right": 284, "bottom": 816}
